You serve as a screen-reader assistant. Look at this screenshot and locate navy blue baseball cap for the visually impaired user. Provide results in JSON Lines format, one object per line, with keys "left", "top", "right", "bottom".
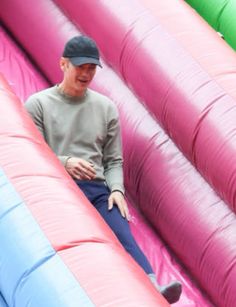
{"left": 63, "top": 35, "right": 102, "bottom": 67}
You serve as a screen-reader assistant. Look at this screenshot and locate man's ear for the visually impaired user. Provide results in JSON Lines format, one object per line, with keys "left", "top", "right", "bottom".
{"left": 60, "top": 57, "right": 67, "bottom": 71}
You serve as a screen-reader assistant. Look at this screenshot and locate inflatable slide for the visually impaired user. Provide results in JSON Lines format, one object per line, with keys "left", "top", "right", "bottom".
{"left": 1, "top": 0, "right": 236, "bottom": 306}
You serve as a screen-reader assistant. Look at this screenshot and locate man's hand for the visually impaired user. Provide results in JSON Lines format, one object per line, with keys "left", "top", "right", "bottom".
{"left": 65, "top": 157, "right": 96, "bottom": 180}
{"left": 108, "top": 191, "right": 130, "bottom": 221}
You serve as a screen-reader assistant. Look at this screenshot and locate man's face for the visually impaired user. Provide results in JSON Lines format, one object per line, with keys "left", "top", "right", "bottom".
{"left": 61, "top": 58, "right": 97, "bottom": 92}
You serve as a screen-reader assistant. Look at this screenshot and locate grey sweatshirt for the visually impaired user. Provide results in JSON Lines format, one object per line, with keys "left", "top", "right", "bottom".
{"left": 25, "top": 85, "right": 124, "bottom": 194}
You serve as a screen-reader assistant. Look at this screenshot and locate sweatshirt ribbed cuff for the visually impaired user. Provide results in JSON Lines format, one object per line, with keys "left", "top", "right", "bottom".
{"left": 111, "top": 184, "right": 125, "bottom": 195}
{"left": 58, "top": 155, "right": 71, "bottom": 166}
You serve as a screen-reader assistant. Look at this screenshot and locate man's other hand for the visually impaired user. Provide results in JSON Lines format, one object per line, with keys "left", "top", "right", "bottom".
{"left": 65, "top": 157, "right": 96, "bottom": 180}
{"left": 108, "top": 191, "right": 130, "bottom": 221}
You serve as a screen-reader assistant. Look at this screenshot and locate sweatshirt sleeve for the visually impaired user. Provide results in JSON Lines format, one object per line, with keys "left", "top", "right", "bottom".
{"left": 103, "top": 103, "right": 125, "bottom": 194}
{"left": 25, "top": 95, "right": 72, "bottom": 168}
{"left": 25, "top": 96, "right": 45, "bottom": 137}
{"left": 58, "top": 155, "right": 71, "bottom": 166}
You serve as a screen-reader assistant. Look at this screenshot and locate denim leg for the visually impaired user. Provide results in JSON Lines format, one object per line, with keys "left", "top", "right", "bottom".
{"left": 76, "top": 180, "right": 154, "bottom": 274}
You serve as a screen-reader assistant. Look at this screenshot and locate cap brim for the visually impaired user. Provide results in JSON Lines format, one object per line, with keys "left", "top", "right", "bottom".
{"left": 69, "top": 57, "right": 102, "bottom": 67}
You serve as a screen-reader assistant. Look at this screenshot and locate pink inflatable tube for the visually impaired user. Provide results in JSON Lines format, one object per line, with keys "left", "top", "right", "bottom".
{"left": 0, "top": 27, "right": 48, "bottom": 101}
{"left": 51, "top": 0, "right": 236, "bottom": 214}
{"left": 0, "top": 18, "right": 211, "bottom": 307}
{"left": 1, "top": 1, "right": 236, "bottom": 306}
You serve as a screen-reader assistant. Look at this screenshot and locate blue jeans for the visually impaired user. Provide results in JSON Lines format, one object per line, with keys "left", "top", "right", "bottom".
{"left": 75, "top": 180, "right": 154, "bottom": 275}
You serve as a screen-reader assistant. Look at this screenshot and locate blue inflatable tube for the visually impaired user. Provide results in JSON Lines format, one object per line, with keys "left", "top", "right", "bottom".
{"left": 0, "top": 293, "right": 8, "bottom": 307}
{"left": 0, "top": 168, "right": 94, "bottom": 307}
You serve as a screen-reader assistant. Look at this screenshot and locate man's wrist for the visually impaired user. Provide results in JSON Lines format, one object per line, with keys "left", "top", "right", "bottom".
{"left": 65, "top": 156, "right": 72, "bottom": 168}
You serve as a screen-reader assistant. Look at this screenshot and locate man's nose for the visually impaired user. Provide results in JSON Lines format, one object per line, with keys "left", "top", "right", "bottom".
{"left": 79, "top": 68, "right": 90, "bottom": 76}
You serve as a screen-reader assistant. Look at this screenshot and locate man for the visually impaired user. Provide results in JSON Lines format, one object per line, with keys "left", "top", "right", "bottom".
{"left": 25, "top": 35, "right": 181, "bottom": 304}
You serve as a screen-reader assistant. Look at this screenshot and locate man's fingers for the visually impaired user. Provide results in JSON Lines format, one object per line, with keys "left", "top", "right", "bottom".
{"left": 84, "top": 165, "right": 96, "bottom": 176}
{"left": 71, "top": 170, "right": 82, "bottom": 180}
{"left": 108, "top": 198, "right": 113, "bottom": 210}
{"left": 65, "top": 158, "right": 96, "bottom": 180}
{"left": 78, "top": 161, "right": 96, "bottom": 172}
{"left": 124, "top": 206, "right": 130, "bottom": 221}
{"left": 71, "top": 168, "right": 89, "bottom": 180}
{"left": 108, "top": 192, "right": 130, "bottom": 220}
{"left": 75, "top": 165, "right": 96, "bottom": 179}
{"left": 117, "top": 202, "right": 127, "bottom": 219}
{"left": 114, "top": 198, "right": 130, "bottom": 220}
{"left": 116, "top": 201, "right": 125, "bottom": 218}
